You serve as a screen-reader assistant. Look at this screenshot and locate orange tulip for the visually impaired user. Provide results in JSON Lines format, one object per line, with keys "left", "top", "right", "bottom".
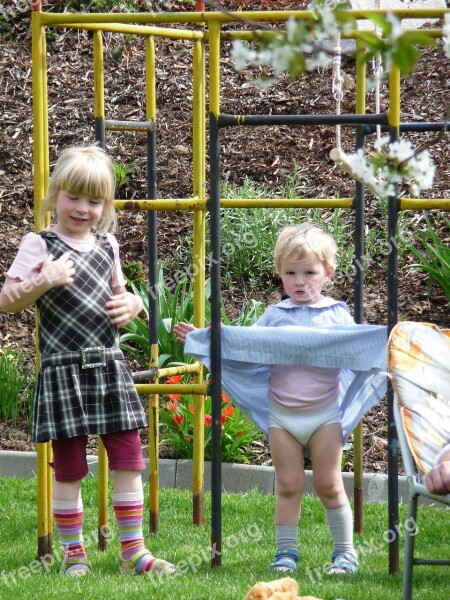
{"left": 172, "top": 414, "right": 184, "bottom": 426}
{"left": 167, "top": 398, "right": 179, "bottom": 412}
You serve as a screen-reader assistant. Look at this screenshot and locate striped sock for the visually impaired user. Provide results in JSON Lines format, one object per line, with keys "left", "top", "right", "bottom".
{"left": 52, "top": 499, "right": 89, "bottom": 574}
{"left": 113, "top": 492, "right": 154, "bottom": 573}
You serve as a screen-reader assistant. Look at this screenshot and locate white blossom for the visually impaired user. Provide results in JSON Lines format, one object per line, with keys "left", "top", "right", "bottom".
{"left": 443, "top": 13, "right": 450, "bottom": 59}
{"left": 386, "top": 12, "right": 404, "bottom": 42}
{"left": 305, "top": 51, "right": 332, "bottom": 70}
{"left": 271, "top": 45, "right": 294, "bottom": 75}
{"left": 374, "top": 135, "right": 390, "bottom": 151}
{"left": 286, "top": 17, "right": 298, "bottom": 43}
{"left": 231, "top": 40, "right": 253, "bottom": 71}
{"left": 346, "top": 141, "right": 435, "bottom": 199}
{"left": 319, "top": 3, "right": 339, "bottom": 41}
{"left": 389, "top": 139, "right": 415, "bottom": 162}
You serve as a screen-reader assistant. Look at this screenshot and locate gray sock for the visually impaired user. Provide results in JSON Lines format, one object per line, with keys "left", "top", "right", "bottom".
{"left": 325, "top": 504, "right": 354, "bottom": 554}
{"left": 275, "top": 525, "right": 298, "bottom": 550}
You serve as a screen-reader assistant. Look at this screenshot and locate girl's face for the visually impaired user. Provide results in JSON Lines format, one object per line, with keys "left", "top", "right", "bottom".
{"left": 52, "top": 189, "right": 105, "bottom": 239}
{"left": 279, "top": 257, "right": 334, "bottom": 305}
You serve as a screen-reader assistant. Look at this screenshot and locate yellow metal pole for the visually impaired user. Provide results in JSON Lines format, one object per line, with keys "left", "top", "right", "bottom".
{"left": 114, "top": 198, "right": 353, "bottom": 210}
{"left": 146, "top": 35, "right": 160, "bottom": 534}
{"left": 94, "top": 30, "right": 106, "bottom": 148}
{"left": 352, "top": 44, "right": 366, "bottom": 535}
{"left": 400, "top": 199, "right": 450, "bottom": 210}
{"left": 192, "top": 38, "right": 206, "bottom": 526}
{"left": 50, "top": 21, "right": 204, "bottom": 40}
{"left": 93, "top": 30, "right": 109, "bottom": 551}
{"left": 32, "top": 2, "right": 51, "bottom": 561}
{"left": 97, "top": 437, "right": 109, "bottom": 551}
{"left": 135, "top": 383, "right": 208, "bottom": 395}
{"left": 42, "top": 31, "right": 49, "bottom": 195}
{"left": 41, "top": 29, "right": 53, "bottom": 556}
{"left": 209, "top": 21, "right": 221, "bottom": 119}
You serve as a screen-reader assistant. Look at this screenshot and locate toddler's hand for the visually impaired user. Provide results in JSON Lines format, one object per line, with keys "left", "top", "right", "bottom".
{"left": 105, "top": 291, "right": 141, "bottom": 328}
{"left": 173, "top": 322, "right": 197, "bottom": 344}
{"left": 39, "top": 252, "right": 75, "bottom": 288}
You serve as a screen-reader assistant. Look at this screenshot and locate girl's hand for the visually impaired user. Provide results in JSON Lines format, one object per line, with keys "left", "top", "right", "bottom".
{"left": 105, "top": 290, "right": 143, "bottom": 328}
{"left": 173, "top": 322, "right": 197, "bottom": 344}
{"left": 39, "top": 252, "right": 75, "bottom": 288}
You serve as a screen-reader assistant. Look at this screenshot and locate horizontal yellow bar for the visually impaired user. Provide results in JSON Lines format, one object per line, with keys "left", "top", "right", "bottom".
{"left": 221, "top": 198, "right": 353, "bottom": 208}
{"left": 115, "top": 198, "right": 353, "bottom": 210}
{"left": 51, "top": 21, "right": 204, "bottom": 40}
{"left": 400, "top": 199, "right": 450, "bottom": 210}
{"left": 115, "top": 198, "right": 450, "bottom": 211}
{"left": 115, "top": 199, "right": 204, "bottom": 211}
{"left": 221, "top": 28, "right": 444, "bottom": 41}
{"left": 157, "top": 363, "right": 202, "bottom": 379}
{"left": 135, "top": 383, "right": 208, "bottom": 395}
{"left": 40, "top": 11, "right": 206, "bottom": 25}
{"left": 40, "top": 9, "right": 449, "bottom": 27}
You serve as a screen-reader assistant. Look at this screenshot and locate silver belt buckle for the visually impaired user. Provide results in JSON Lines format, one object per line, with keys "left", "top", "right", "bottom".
{"left": 82, "top": 347, "right": 106, "bottom": 369}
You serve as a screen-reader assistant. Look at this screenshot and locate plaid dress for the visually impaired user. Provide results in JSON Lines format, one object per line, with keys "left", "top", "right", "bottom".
{"left": 32, "top": 231, "right": 147, "bottom": 442}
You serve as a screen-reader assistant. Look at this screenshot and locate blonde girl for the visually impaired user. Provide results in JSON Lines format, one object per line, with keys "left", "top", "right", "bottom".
{"left": 0, "top": 145, "right": 176, "bottom": 577}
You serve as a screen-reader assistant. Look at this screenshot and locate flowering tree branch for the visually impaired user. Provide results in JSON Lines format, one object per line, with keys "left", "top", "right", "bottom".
{"left": 226, "top": 0, "right": 450, "bottom": 198}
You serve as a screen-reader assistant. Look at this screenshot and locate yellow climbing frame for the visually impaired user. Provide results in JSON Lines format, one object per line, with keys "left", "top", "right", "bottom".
{"left": 31, "top": 3, "right": 449, "bottom": 571}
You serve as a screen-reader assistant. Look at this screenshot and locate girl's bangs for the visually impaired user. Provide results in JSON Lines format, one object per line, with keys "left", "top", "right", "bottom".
{"left": 62, "top": 162, "right": 112, "bottom": 200}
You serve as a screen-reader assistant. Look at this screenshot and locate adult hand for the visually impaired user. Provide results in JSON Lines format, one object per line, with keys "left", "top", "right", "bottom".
{"left": 425, "top": 459, "right": 450, "bottom": 495}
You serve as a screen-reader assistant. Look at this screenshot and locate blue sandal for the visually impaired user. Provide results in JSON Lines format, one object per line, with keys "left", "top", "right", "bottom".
{"left": 270, "top": 548, "right": 300, "bottom": 572}
{"left": 327, "top": 550, "right": 358, "bottom": 574}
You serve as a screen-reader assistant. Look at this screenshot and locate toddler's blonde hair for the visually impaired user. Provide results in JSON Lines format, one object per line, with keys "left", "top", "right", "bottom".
{"left": 38, "top": 145, "right": 116, "bottom": 234}
{"left": 274, "top": 223, "right": 337, "bottom": 273}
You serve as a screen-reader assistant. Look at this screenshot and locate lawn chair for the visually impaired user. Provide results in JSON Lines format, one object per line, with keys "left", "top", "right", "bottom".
{"left": 388, "top": 321, "right": 450, "bottom": 600}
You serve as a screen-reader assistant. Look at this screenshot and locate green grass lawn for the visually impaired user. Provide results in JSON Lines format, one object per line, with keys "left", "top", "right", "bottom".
{"left": 0, "top": 476, "right": 448, "bottom": 600}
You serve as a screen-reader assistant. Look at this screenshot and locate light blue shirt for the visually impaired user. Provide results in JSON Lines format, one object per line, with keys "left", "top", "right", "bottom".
{"left": 185, "top": 298, "right": 387, "bottom": 441}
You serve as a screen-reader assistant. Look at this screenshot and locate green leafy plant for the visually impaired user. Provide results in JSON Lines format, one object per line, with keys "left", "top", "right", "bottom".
{"left": 120, "top": 262, "right": 265, "bottom": 368}
{"left": 120, "top": 263, "right": 265, "bottom": 463}
{"left": 113, "top": 161, "right": 134, "bottom": 195}
{"left": 160, "top": 376, "right": 263, "bottom": 464}
{"left": 402, "top": 212, "right": 450, "bottom": 304}
{"left": 122, "top": 261, "right": 147, "bottom": 287}
{"left": 120, "top": 263, "right": 206, "bottom": 367}
{"left": 0, "top": 346, "right": 35, "bottom": 429}
{"left": 170, "top": 170, "right": 354, "bottom": 289}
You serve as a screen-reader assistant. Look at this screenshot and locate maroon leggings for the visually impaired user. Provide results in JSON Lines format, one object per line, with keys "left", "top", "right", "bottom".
{"left": 51, "top": 429, "right": 145, "bottom": 482}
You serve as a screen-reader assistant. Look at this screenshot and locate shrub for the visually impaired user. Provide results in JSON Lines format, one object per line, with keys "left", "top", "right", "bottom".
{"left": 0, "top": 346, "right": 35, "bottom": 429}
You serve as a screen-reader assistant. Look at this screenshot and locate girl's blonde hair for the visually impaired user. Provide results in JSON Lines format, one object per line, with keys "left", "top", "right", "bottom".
{"left": 274, "top": 223, "right": 337, "bottom": 273}
{"left": 39, "top": 145, "right": 116, "bottom": 234}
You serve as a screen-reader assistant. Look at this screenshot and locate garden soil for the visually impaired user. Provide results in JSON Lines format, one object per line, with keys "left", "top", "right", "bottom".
{"left": 0, "top": 1, "right": 449, "bottom": 473}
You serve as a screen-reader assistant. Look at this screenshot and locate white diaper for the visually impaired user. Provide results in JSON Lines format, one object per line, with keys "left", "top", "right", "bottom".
{"left": 268, "top": 401, "right": 342, "bottom": 447}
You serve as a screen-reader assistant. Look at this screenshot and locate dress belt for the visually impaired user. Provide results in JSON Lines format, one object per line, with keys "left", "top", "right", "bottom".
{"left": 40, "top": 347, "right": 124, "bottom": 369}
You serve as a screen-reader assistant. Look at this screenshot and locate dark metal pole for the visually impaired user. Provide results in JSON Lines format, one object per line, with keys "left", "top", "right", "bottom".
{"left": 387, "top": 125, "right": 400, "bottom": 574}
{"left": 352, "top": 125, "right": 365, "bottom": 533}
{"left": 353, "top": 125, "right": 365, "bottom": 324}
{"left": 147, "top": 125, "right": 158, "bottom": 356}
{"left": 147, "top": 125, "right": 159, "bottom": 534}
{"left": 208, "top": 112, "right": 222, "bottom": 567}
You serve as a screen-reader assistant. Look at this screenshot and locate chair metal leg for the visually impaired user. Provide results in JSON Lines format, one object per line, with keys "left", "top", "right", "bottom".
{"left": 402, "top": 493, "right": 418, "bottom": 600}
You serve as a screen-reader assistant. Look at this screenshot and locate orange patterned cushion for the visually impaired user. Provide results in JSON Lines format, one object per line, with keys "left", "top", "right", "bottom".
{"left": 388, "top": 322, "right": 450, "bottom": 475}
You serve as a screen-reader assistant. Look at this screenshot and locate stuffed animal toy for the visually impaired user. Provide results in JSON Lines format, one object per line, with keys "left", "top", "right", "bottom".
{"left": 243, "top": 576, "right": 324, "bottom": 600}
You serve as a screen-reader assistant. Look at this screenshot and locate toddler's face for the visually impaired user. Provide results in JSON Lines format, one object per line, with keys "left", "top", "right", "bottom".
{"left": 279, "top": 257, "right": 334, "bottom": 305}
